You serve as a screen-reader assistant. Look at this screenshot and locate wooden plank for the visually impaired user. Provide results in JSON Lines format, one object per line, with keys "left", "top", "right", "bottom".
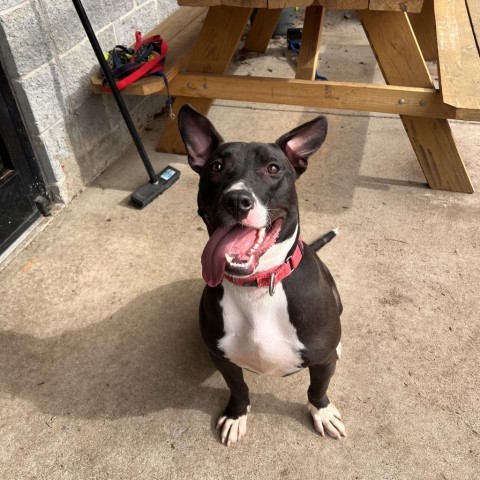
{"left": 455, "top": 107, "right": 480, "bottom": 121}
{"left": 400, "top": 116, "right": 474, "bottom": 191}
{"left": 244, "top": 9, "right": 282, "bottom": 52}
{"left": 179, "top": 0, "right": 267, "bottom": 6}
{"left": 267, "top": 0, "right": 312, "bottom": 6}
{"left": 295, "top": 5, "right": 325, "bottom": 80}
{"left": 147, "top": 6, "right": 207, "bottom": 39}
{"left": 434, "top": 0, "right": 480, "bottom": 116}
{"left": 170, "top": 72, "right": 456, "bottom": 118}
{"left": 178, "top": 0, "right": 219, "bottom": 5}
{"left": 467, "top": 0, "right": 480, "bottom": 47}
{"left": 319, "top": 0, "right": 368, "bottom": 8}
{"left": 91, "top": 62, "right": 183, "bottom": 96}
{"left": 369, "top": 0, "right": 424, "bottom": 13}
{"left": 186, "top": 7, "right": 252, "bottom": 72}
{"left": 361, "top": 11, "right": 432, "bottom": 86}
{"left": 157, "top": 6, "right": 253, "bottom": 153}
{"left": 267, "top": 0, "right": 289, "bottom": 6}
{"left": 360, "top": 9, "right": 474, "bottom": 193}
{"left": 178, "top": 0, "right": 369, "bottom": 8}
{"left": 91, "top": 7, "right": 208, "bottom": 95}
{"left": 176, "top": 0, "right": 424, "bottom": 8}
{"left": 408, "top": 0, "right": 437, "bottom": 61}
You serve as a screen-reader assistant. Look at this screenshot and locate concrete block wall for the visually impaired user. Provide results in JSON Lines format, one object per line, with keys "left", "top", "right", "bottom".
{"left": 0, "top": 0, "right": 178, "bottom": 204}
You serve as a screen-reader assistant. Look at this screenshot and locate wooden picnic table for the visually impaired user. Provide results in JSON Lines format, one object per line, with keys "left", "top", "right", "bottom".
{"left": 154, "top": 0, "right": 479, "bottom": 193}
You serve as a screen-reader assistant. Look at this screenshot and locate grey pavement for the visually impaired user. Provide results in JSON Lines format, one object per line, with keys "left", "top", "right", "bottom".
{"left": 1, "top": 11, "right": 479, "bottom": 480}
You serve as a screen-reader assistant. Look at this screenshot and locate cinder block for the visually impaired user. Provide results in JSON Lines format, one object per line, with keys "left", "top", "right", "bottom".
{"left": 12, "top": 60, "right": 69, "bottom": 135}
{"left": 102, "top": 83, "right": 165, "bottom": 133}
{"left": 70, "top": 94, "right": 114, "bottom": 152}
{"left": 96, "top": 25, "right": 119, "bottom": 53}
{"left": 36, "top": 114, "right": 112, "bottom": 200}
{"left": 131, "top": 94, "right": 166, "bottom": 131}
{"left": 157, "top": 0, "right": 178, "bottom": 22}
{"left": 31, "top": 116, "right": 89, "bottom": 204}
{"left": 34, "top": 98, "right": 126, "bottom": 203}
{"left": 60, "top": 26, "right": 116, "bottom": 110}
{"left": 0, "top": 0, "right": 26, "bottom": 11}
{"left": 31, "top": 86, "right": 168, "bottom": 205}
{"left": 33, "top": 119, "right": 72, "bottom": 185}
{"left": 105, "top": 0, "right": 135, "bottom": 23}
{"left": 114, "top": 0, "right": 159, "bottom": 47}
{"left": 41, "top": 0, "right": 111, "bottom": 54}
{"left": 0, "top": 2, "right": 53, "bottom": 77}
{"left": 85, "top": 122, "right": 133, "bottom": 180}
{"left": 102, "top": 92, "right": 144, "bottom": 130}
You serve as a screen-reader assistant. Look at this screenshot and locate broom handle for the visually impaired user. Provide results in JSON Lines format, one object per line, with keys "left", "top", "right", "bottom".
{"left": 71, "top": 0, "right": 159, "bottom": 184}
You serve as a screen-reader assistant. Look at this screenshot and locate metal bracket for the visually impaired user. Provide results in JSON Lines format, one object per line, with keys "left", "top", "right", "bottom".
{"left": 34, "top": 196, "right": 52, "bottom": 216}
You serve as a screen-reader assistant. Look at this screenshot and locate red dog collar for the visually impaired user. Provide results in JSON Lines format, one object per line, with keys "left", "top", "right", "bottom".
{"left": 224, "top": 239, "right": 304, "bottom": 296}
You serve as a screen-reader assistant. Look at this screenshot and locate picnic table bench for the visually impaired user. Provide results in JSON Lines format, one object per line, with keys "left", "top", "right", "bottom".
{"left": 91, "top": 0, "right": 480, "bottom": 193}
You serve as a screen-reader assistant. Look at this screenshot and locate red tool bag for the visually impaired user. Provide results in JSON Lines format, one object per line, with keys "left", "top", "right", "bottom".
{"left": 102, "top": 31, "right": 168, "bottom": 92}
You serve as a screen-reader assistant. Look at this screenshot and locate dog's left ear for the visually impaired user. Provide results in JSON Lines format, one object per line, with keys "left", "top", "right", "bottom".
{"left": 275, "top": 116, "right": 328, "bottom": 176}
{"left": 178, "top": 104, "right": 224, "bottom": 173}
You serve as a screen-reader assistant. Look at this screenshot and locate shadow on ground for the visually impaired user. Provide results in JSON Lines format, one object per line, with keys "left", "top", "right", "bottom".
{"left": 0, "top": 279, "right": 309, "bottom": 428}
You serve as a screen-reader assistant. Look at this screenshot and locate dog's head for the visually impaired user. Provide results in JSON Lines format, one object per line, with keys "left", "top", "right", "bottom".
{"left": 178, "top": 104, "right": 328, "bottom": 286}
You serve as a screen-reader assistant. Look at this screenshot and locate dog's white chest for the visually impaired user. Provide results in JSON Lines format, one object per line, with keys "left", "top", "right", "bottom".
{"left": 218, "top": 281, "right": 305, "bottom": 376}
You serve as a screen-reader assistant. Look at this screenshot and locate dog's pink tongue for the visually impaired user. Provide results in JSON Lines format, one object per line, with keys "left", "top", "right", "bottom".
{"left": 201, "top": 225, "right": 257, "bottom": 287}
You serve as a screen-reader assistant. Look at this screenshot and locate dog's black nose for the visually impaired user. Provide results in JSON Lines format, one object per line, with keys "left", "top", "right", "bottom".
{"left": 222, "top": 190, "right": 254, "bottom": 220}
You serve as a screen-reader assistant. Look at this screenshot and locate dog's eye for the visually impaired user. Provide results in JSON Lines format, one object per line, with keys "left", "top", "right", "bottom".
{"left": 267, "top": 164, "right": 280, "bottom": 175}
{"left": 209, "top": 161, "right": 223, "bottom": 173}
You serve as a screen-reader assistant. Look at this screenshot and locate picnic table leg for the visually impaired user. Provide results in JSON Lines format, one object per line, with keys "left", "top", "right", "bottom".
{"left": 157, "top": 6, "right": 253, "bottom": 154}
{"left": 244, "top": 9, "right": 282, "bottom": 53}
{"left": 295, "top": 5, "right": 325, "bottom": 80}
{"left": 408, "top": 0, "right": 437, "bottom": 62}
{"left": 359, "top": 10, "right": 474, "bottom": 193}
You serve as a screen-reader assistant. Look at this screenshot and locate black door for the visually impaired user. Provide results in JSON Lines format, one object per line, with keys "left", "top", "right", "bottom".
{"left": 0, "top": 61, "right": 50, "bottom": 256}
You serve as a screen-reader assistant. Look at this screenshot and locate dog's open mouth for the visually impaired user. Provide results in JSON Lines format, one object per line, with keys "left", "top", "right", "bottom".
{"left": 201, "top": 218, "right": 283, "bottom": 287}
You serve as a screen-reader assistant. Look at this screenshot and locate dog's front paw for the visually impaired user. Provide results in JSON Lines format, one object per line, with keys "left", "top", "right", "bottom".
{"left": 216, "top": 406, "right": 251, "bottom": 446}
{"left": 308, "top": 402, "right": 346, "bottom": 439}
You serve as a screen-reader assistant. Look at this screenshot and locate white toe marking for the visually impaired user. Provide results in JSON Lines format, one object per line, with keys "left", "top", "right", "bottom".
{"left": 216, "top": 406, "right": 250, "bottom": 446}
{"left": 308, "top": 402, "right": 346, "bottom": 439}
{"left": 336, "top": 341, "right": 342, "bottom": 360}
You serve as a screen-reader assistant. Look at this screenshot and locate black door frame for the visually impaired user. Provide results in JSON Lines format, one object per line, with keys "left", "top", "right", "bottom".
{"left": 0, "top": 60, "right": 50, "bottom": 256}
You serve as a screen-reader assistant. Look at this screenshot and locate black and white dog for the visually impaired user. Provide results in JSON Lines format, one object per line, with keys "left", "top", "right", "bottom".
{"left": 178, "top": 105, "right": 345, "bottom": 446}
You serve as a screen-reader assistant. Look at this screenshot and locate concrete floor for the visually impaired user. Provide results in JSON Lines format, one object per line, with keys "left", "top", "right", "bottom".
{"left": 1, "top": 11, "right": 479, "bottom": 480}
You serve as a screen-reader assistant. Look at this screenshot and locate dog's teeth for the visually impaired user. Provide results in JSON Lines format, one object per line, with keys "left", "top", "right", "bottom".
{"left": 256, "top": 227, "right": 266, "bottom": 244}
{"left": 228, "top": 256, "right": 254, "bottom": 270}
{"left": 225, "top": 254, "right": 233, "bottom": 263}
{"left": 251, "top": 228, "right": 266, "bottom": 252}
{"left": 248, "top": 243, "right": 260, "bottom": 255}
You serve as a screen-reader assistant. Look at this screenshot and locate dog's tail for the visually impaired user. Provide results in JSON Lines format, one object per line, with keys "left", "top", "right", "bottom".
{"left": 308, "top": 228, "right": 338, "bottom": 252}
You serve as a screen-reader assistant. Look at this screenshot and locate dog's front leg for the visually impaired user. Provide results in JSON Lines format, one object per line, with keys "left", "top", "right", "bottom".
{"left": 210, "top": 353, "right": 251, "bottom": 446}
{"left": 307, "top": 362, "right": 346, "bottom": 439}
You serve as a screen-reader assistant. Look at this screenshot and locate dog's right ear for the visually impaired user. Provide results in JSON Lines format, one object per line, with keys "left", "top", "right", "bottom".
{"left": 178, "top": 104, "right": 224, "bottom": 173}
